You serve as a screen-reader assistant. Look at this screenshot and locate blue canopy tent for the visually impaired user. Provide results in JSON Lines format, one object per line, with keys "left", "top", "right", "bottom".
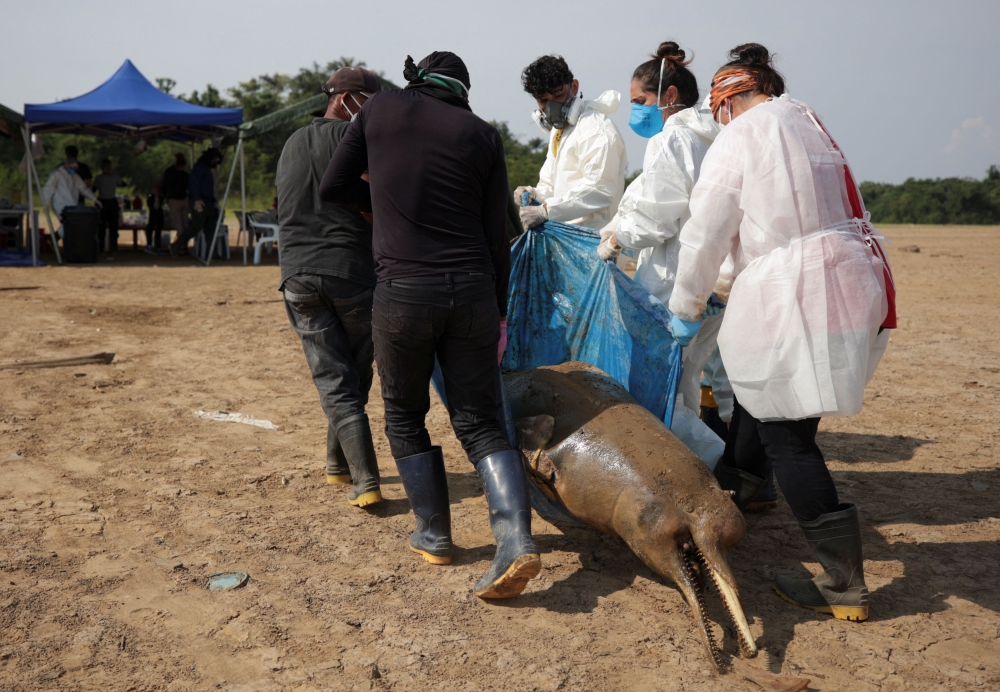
{"left": 22, "top": 60, "right": 242, "bottom": 265}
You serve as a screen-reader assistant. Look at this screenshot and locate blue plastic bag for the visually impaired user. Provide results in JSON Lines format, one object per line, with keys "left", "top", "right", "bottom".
{"left": 502, "top": 220, "right": 681, "bottom": 427}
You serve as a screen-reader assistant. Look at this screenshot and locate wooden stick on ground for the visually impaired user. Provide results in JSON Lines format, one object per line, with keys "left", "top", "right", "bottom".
{"left": 0, "top": 353, "right": 115, "bottom": 371}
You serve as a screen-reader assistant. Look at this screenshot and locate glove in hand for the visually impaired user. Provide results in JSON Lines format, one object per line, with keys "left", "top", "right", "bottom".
{"left": 519, "top": 204, "right": 548, "bottom": 231}
{"left": 514, "top": 186, "right": 536, "bottom": 205}
{"left": 670, "top": 314, "right": 703, "bottom": 347}
{"left": 702, "top": 294, "right": 726, "bottom": 318}
{"left": 597, "top": 236, "right": 621, "bottom": 261}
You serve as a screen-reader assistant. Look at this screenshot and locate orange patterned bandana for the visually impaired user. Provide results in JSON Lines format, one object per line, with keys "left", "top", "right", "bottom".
{"left": 710, "top": 69, "right": 758, "bottom": 121}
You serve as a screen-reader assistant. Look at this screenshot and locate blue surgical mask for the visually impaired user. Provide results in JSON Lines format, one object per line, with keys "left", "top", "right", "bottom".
{"left": 629, "top": 103, "right": 664, "bottom": 138}
{"left": 67, "top": 167, "right": 76, "bottom": 175}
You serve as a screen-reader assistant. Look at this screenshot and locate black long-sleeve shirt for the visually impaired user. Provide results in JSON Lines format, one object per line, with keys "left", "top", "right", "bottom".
{"left": 319, "top": 89, "right": 511, "bottom": 316}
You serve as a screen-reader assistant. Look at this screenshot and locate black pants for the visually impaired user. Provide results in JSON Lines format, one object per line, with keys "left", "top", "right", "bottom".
{"left": 372, "top": 273, "right": 508, "bottom": 463}
{"left": 172, "top": 205, "right": 218, "bottom": 251}
{"left": 283, "top": 274, "right": 375, "bottom": 433}
{"left": 146, "top": 207, "right": 165, "bottom": 248}
{"left": 98, "top": 199, "right": 119, "bottom": 252}
{"left": 723, "top": 400, "right": 840, "bottom": 522}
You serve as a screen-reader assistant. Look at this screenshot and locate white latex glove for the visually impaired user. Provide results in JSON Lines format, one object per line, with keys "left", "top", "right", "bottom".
{"left": 519, "top": 204, "right": 548, "bottom": 231}
{"left": 597, "top": 236, "right": 621, "bottom": 261}
{"left": 599, "top": 225, "right": 616, "bottom": 244}
{"left": 514, "top": 186, "right": 537, "bottom": 205}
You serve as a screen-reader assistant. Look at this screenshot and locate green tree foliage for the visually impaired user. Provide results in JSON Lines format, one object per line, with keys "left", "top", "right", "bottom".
{"left": 492, "top": 121, "right": 546, "bottom": 190}
{"left": 0, "top": 59, "right": 551, "bottom": 211}
{"left": 861, "top": 167, "right": 1000, "bottom": 224}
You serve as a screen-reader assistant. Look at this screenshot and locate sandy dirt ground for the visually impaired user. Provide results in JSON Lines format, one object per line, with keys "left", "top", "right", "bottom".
{"left": 0, "top": 225, "right": 998, "bottom": 691}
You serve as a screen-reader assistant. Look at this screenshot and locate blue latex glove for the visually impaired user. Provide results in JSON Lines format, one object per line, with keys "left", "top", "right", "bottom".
{"left": 670, "top": 314, "right": 703, "bottom": 347}
{"left": 702, "top": 293, "right": 726, "bottom": 318}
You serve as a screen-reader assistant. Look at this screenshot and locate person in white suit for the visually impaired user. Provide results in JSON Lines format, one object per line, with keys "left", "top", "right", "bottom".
{"left": 669, "top": 43, "right": 896, "bottom": 623}
{"left": 595, "top": 41, "right": 727, "bottom": 419}
{"left": 514, "top": 55, "right": 627, "bottom": 232}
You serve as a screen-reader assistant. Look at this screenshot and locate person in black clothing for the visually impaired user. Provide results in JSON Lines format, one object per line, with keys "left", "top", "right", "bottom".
{"left": 276, "top": 66, "right": 383, "bottom": 508}
{"left": 169, "top": 148, "right": 221, "bottom": 257}
{"left": 162, "top": 153, "right": 190, "bottom": 239}
{"left": 92, "top": 158, "right": 123, "bottom": 253}
{"left": 320, "top": 51, "right": 541, "bottom": 600}
{"left": 145, "top": 190, "right": 165, "bottom": 253}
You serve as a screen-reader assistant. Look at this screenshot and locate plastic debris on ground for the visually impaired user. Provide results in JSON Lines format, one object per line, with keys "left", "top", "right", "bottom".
{"left": 206, "top": 571, "right": 250, "bottom": 591}
{"left": 193, "top": 410, "right": 279, "bottom": 430}
{"left": 0, "top": 250, "right": 44, "bottom": 267}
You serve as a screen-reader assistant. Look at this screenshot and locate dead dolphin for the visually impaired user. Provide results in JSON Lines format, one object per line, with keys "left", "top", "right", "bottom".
{"left": 504, "top": 361, "right": 757, "bottom": 671}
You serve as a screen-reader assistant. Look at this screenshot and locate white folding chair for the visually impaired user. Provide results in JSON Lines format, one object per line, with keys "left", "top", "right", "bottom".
{"left": 249, "top": 214, "right": 279, "bottom": 265}
{"left": 195, "top": 224, "right": 230, "bottom": 261}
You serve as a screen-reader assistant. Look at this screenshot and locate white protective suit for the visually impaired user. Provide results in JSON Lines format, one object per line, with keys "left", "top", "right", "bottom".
{"left": 42, "top": 165, "right": 96, "bottom": 217}
{"left": 603, "top": 96, "right": 724, "bottom": 415}
{"left": 669, "top": 95, "right": 892, "bottom": 422}
{"left": 534, "top": 90, "right": 628, "bottom": 231}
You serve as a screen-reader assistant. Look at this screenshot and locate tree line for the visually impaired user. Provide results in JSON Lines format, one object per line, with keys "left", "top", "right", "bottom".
{"left": 2, "top": 59, "right": 997, "bottom": 225}
{"left": 860, "top": 166, "right": 1000, "bottom": 225}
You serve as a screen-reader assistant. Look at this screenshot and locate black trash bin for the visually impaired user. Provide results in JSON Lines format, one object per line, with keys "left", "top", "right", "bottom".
{"left": 61, "top": 206, "right": 100, "bottom": 263}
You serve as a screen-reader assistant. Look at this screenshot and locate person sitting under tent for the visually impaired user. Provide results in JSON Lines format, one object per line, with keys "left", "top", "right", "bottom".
{"left": 41, "top": 156, "right": 100, "bottom": 236}
{"left": 513, "top": 55, "right": 628, "bottom": 233}
{"left": 65, "top": 145, "right": 93, "bottom": 205}
{"left": 169, "top": 148, "right": 222, "bottom": 258}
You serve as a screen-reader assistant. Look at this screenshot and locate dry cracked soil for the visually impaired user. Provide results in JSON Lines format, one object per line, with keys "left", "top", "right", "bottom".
{"left": 0, "top": 225, "right": 998, "bottom": 691}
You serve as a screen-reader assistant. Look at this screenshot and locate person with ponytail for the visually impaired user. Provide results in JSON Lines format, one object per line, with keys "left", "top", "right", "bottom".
{"left": 668, "top": 43, "right": 897, "bottom": 622}
{"left": 596, "top": 41, "right": 728, "bottom": 420}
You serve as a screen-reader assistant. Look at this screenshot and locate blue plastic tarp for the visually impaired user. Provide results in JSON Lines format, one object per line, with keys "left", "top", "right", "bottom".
{"left": 502, "top": 220, "right": 681, "bottom": 426}
{"left": 0, "top": 250, "right": 44, "bottom": 267}
{"left": 25, "top": 60, "right": 242, "bottom": 141}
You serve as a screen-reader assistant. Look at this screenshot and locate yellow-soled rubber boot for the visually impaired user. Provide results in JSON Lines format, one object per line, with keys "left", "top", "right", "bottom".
{"left": 473, "top": 450, "right": 541, "bottom": 599}
{"left": 338, "top": 416, "right": 382, "bottom": 508}
{"left": 773, "top": 503, "right": 869, "bottom": 621}
{"left": 395, "top": 447, "right": 453, "bottom": 564}
{"left": 326, "top": 423, "right": 353, "bottom": 485}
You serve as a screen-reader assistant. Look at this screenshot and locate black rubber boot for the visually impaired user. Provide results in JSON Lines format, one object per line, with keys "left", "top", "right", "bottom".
{"left": 774, "top": 503, "right": 869, "bottom": 621}
{"left": 474, "top": 450, "right": 541, "bottom": 599}
{"left": 395, "top": 446, "right": 453, "bottom": 565}
{"left": 325, "top": 422, "right": 352, "bottom": 485}
{"left": 337, "top": 415, "right": 382, "bottom": 507}
{"left": 713, "top": 462, "right": 766, "bottom": 511}
{"left": 746, "top": 458, "right": 778, "bottom": 513}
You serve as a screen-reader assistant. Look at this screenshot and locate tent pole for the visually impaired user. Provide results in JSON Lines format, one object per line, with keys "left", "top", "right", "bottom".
{"left": 204, "top": 139, "right": 241, "bottom": 267}
{"left": 21, "top": 126, "right": 36, "bottom": 266}
{"left": 23, "top": 126, "right": 62, "bottom": 266}
{"left": 30, "top": 151, "right": 62, "bottom": 266}
{"left": 240, "top": 138, "right": 247, "bottom": 265}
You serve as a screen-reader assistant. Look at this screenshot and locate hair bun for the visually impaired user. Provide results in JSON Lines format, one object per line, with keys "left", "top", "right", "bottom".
{"left": 729, "top": 43, "right": 771, "bottom": 67}
{"left": 653, "top": 41, "right": 691, "bottom": 67}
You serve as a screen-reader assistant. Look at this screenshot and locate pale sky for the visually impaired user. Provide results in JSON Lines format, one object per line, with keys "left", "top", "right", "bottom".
{"left": 4, "top": 0, "right": 997, "bottom": 184}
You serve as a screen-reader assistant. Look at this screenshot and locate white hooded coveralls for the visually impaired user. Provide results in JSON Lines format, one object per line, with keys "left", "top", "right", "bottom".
{"left": 603, "top": 98, "right": 725, "bottom": 415}
{"left": 669, "top": 96, "right": 891, "bottom": 422}
{"left": 42, "top": 166, "right": 97, "bottom": 217}
{"left": 534, "top": 91, "right": 628, "bottom": 231}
